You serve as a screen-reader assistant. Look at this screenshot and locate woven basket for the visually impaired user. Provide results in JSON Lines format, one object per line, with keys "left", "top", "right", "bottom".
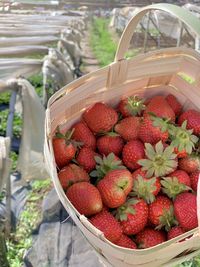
{"left": 44, "top": 4, "right": 200, "bottom": 267}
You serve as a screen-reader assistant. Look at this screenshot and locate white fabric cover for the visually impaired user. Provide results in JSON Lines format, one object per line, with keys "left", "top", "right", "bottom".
{"left": 0, "top": 137, "right": 11, "bottom": 192}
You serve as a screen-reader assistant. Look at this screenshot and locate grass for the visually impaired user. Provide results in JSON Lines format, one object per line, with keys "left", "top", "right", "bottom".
{"left": 6, "top": 179, "right": 52, "bottom": 267}
{"left": 90, "top": 18, "right": 117, "bottom": 67}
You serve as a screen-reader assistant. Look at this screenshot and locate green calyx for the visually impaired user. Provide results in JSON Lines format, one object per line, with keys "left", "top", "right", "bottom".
{"left": 115, "top": 198, "right": 139, "bottom": 221}
{"left": 161, "top": 177, "right": 191, "bottom": 200}
{"left": 169, "top": 121, "right": 198, "bottom": 155}
{"left": 55, "top": 127, "right": 82, "bottom": 147}
{"left": 138, "top": 141, "right": 177, "bottom": 178}
{"left": 150, "top": 114, "right": 172, "bottom": 132}
{"left": 126, "top": 95, "right": 146, "bottom": 116}
{"left": 156, "top": 206, "right": 178, "bottom": 231}
{"left": 90, "top": 153, "right": 126, "bottom": 180}
{"left": 129, "top": 175, "right": 157, "bottom": 204}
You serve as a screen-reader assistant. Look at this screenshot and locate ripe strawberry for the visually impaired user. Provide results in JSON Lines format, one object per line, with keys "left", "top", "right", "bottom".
{"left": 76, "top": 147, "right": 98, "bottom": 172}
{"left": 178, "top": 109, "right": 200, "bottom": 135}
{"left": 161, "top": 170, "right": 191, "bottom": 199}
{"left": 115, "top": 117, "right": 141, "bottom": 141}
{"left": 83, "top": 102, "right": 118, "bottom": 134}
{"left": 174, "top": 192, "right": 197, "bottom": 231}
{"left": 72, "top": 121, "right": 96, "bottom": 150}
{"left": 66, "top": 182, "right": 103, "bottom": 216}
{"left": 90, "top": 153, "right": 126, "bottom": 180}
{"left": 122, "top": 140, "right": 145, "bottom": 170}
{"left": 114, "top": 234, "right": 137, "bottom": 249}
{"left": 116, "top": 198, "right": 148, "bottom": 235}
{"left": 97, "top": 133, "right": 124, "bottom": 156}
{"left": 149, "top": 195, "right": 177, "bottom": 230}
{"left": 135, "top": 228, "right": 166, "bottom": 248}
{"left": 174, "top": 147, "right": 187, "bottom": 159}
{"left": 97, "top": 169, "right": 133, "bottom": 208}
{"left": 190, "top": 171, "right": 200, "bottom": 192}
{"left": 179, "top": 155, "right": 200, "bottom": 173}
{"left": 53, "top": 129, "right": 76, "bottom": 169}
{"left": 144, "top": 95, "right": 175, "bottom": 122}
{"left": 58, "top": 164, "right": 89, "bottom": 190}
{"left": 138, "top": 117, "right": 168, "bottom": 145}
{"left": 131, "top": 169, "right": 161, "bottom": 203}
{"left": 118, "top": 95, "right": 146, "bottom": 117}
{"left": 167, "top": 226, "right": 185, "bottom": 240}
{"left": 90, "top": 209, "right": 122, "bottom": 242}
{"left": 165, "top": 94, "right": 182, "bottom": 116}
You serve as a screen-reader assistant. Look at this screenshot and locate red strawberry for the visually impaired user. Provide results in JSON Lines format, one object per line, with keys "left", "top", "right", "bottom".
{"left": 122, "top": 140, "right": 145, "bottom": 170}
{"left": 97, "top": 169, "right": 133, "bottom": 208}
{"left": 178, "top": 109, "right": 200, "bottom": 135}
{"left": 190, "top": 171, "right": 200, "bottom": 192}
{"left": 83, "top": 102, "right": 118, "bottom": 134}
{"left": 174, "top": 147, "right": 187, "bottom": 159}
{"left": 97, "top": 133, "right": 124, "bottom": 156}
{"left": 58, "top": 164, "right": 89, "bottom": 190}
{"left": 90, "top": 209, "right": 122, "bottom": 242}
{"left": 118, "top": 95, "right": 146, "bottom": 117}
{"left": 138, "top": 117, "right": 168, "bottom": 144}
{"left": 115, "top": 117, "right": 141, "bottom": 141}
{"left": 174, "top": 192, "right": 197, "bottom": 231}
{"left": 114, "top": 234, "right": 137, "bottom": 249}
{"left": 76, "top": 147, "right": 98, "bottom": 172}
{"left": 165, "top": 94, "right": 182, "bottom": 116}
{"left": 135, "top": 228, "right": 166, "bottom": 248}
{"left": 161, "top": 169, "right": 191, "bottom": 199}
{"left": 116, "top": 198, "right": 148, "bottom": 235}
{"left": 131, "top": 168, "right": 161, "bottom": 203}
{"left": 72, "top": 121, "right": 96, "bottom": 150}
{"left": 53, "top": 129, "right": 76, "bottom": 169}
{"left": 144, "top": 95, "right": 175, "bottom": 122}
{"left": 66, "top": 182, "right": 103, "bottom": 216}
{"left": 179, "top": 156, "right": 200, "bottom": 173}
{"left": 149, "top": 196, "right": 176, "bottom": 230}
{"left": 167, "top": 226, "right": 185, "bottom": 240}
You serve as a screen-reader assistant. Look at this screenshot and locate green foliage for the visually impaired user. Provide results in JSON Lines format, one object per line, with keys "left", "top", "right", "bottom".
{"left": 0, "top": 110, "right": 22, "bottom": 138}
{"left": 28, "top": 73, "right": 43, "bottom": 97}
{"left": 0, "top": 91, "right": 11, "bottom": 105}
{"left": 7, "top": 179, "right": 52, "bottom": 267}
{"left": 90, "top": 18, "right": 117, "bottom": 67}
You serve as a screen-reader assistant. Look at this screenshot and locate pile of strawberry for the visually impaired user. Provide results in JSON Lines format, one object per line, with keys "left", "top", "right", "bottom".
{"left": 53, "top": 94, "right": 200, "bottom": 249}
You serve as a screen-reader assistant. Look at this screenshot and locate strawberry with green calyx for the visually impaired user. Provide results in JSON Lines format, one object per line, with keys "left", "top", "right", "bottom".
{"left": 115, "top": 198, "right": 148, "bottom": 235}
{"left": 169, "top": 121, "right": 199, "bottom": 157}
{"left": 97, "top": 169, "right": 133, "bottom": 208}
{"left": 149, "top": 195, "right": 178, "bottom": 231}
{"left": 161, "top": 169, "right": 191, "bottom": 199}
{"left": 144, "top": 95, "right": 175, "bottom": 122}
{"left": 53, "top": 127, "right": 81, "bottom": 169}
{"left": 138, "top": 116, "right": 168, "bottom": 145}
{"left": 96, "top": 132, "right": 124, "bottom": 156}
{"left": 167, "top": 226, "right": 185, "bottom": 240}
{"left": 118, "top": 95, "right": 146, "bottom": 117}
{"left": 90, "top": 153, "right": 126, "bottom": 180}
{"left": 122, "top": 140, "right": 145, "bottom": 170}
{"left": 66, "top": 182, "right": 103, "bottom": 216}
{"left": 114, "top": 234, "right": 137, "bottom": 249}
{"left": 76, "top": 147, "right": 99, "bottom": 172}
{"left": 179, "top": 155, "right": 200, "bottom": 173}
{"left": 174, "top": 192, "right": 198, "bottom": 231}
{"left": 178, "top": 109, "right": 200, "bottom": 135}
{"left": 135, "top": 228, "right": 166, "bottom": 249}
{"left": 83, "top": 102, "right": 118, "bottom": 134}
{"left": 129, "top": 175, "right": 161, "bottom": 204}
{"left": 190, "top": 171, "right": 200, "bottom": 192}
{"left": 90, "top": 209, "right": 123, "bottom": 243}
{"left": 115, "top": 116, "right": 141, "bottom": 141}
{"left": 165, "top": 94, "right": 182, "bottom": 116}
{"left": 72, "top": 121, "right": 96, "bottom": 150}
{"left": 58, "top": 164, "right": 89, "bottom": 191}
{"left": 138, "top": 141, "right": 177, "bottom": 178}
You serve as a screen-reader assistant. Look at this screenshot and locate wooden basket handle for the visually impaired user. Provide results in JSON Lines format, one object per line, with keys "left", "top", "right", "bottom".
{"left": 115, "top": 3, "right": 200, "bottom": 62}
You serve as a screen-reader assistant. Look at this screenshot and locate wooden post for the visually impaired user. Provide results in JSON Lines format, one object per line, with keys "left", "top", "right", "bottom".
{"left": 0, "top": 219, "right": 10, "bottom": 267}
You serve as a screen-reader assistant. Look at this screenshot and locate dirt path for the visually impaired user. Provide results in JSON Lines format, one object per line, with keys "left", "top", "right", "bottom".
{"left": 81, "top": 28, "right": 100, "bottom": 74}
